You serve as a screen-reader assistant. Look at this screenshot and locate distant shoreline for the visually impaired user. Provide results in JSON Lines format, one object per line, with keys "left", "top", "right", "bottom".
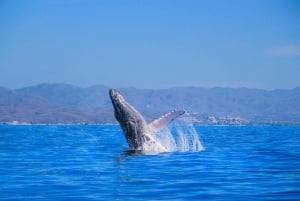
{"left": 1, "top": 122, "right": 299, "bottom": 126}
{"left": 1, "top": 83, "right": 299, "bottom": 125}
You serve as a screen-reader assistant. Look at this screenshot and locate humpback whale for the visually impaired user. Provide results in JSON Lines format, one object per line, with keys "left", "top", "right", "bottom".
{"left": 109, "top": 89, "right": 185, "bottom": 153}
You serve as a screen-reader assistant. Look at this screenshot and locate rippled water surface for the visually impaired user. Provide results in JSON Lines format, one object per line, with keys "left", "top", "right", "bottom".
{"left": 0, "top": 125, "right": 299, "bottom": 200}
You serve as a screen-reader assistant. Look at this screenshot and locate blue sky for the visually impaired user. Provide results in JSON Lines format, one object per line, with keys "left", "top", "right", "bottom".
{"left": 0, "top": 0, "right": 299, "bottom": 89}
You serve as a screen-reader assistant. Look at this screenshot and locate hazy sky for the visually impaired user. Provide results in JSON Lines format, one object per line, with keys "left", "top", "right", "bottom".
{"left": 0, "top": 0, "right": 299, "bottom": 89}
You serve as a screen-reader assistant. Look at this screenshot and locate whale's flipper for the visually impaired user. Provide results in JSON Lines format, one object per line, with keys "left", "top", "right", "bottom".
{"left": 149, "top": 109, "right": 185, "bottom": 133}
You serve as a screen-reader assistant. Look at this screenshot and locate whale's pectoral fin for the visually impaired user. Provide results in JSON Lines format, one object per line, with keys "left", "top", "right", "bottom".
{"left": 149, "top": 109, "right": 185, "bottom": 133}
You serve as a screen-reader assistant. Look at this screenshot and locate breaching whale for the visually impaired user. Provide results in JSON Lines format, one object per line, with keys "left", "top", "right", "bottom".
{"left": 109, "top": 89, "right": 185, "bottom": 153}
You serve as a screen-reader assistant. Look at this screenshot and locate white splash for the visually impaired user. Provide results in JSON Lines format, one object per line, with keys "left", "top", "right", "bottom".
{"left": 154, "top": 114, "right": 204, "bottom": 153}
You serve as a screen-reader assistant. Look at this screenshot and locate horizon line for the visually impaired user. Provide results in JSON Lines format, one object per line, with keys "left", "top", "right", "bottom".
{"left": 1, "top": 82, "right": 299, "bottom": 91}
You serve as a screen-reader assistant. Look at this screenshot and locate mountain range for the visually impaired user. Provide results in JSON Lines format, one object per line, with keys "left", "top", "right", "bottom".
{"left": 0, "top": 83, "right": 299, "bottom": 125}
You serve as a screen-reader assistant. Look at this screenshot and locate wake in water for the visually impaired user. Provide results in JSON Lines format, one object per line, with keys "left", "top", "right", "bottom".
{"left": 155, "top": 113, "right": 205, "bottom": 153}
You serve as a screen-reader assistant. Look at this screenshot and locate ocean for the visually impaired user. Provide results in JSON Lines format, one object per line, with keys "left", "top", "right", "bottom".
{"left": 0, "top": 125, "right": 299, "bottom": 200}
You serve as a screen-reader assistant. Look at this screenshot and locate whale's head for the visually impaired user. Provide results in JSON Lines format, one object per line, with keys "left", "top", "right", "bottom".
{"left": 109, "top": 89, "right": 125, "bottom": 121}
{"left": 109, "top": 89, "right": 123, "bottom": 110}
{"left": 109, "top": 89, "right": 143, "bottom": 124}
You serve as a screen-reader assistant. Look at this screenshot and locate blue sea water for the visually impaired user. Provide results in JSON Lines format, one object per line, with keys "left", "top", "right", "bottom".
{"left": 0, "top": 125, "right": 299, "bottom": 201}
